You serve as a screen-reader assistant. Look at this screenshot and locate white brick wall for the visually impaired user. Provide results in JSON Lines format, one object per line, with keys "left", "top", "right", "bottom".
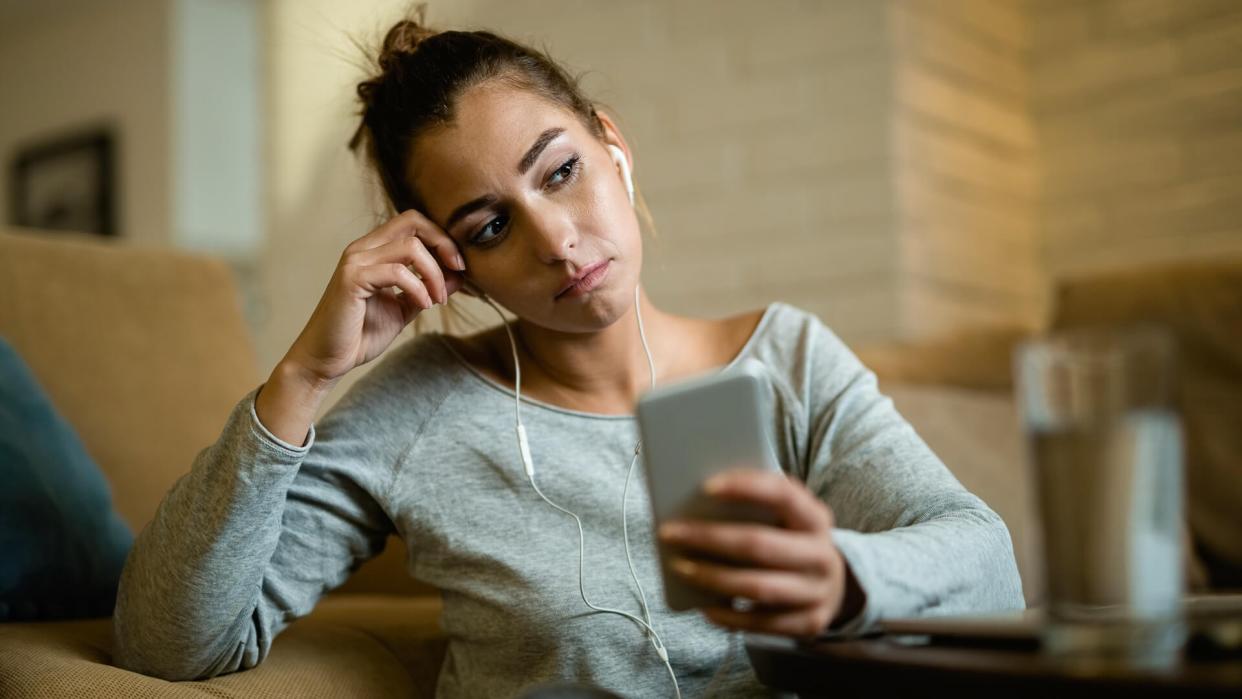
{"left": 258, "top": 0, "right": 1242, "bottom": 382}
{"left": 449, "top": 0, "right": 1055, "bottom": 343}
{"left": 431, "top": 0, "right": 904, "bottom": 344}
{"left": 891, "top": 0, "right": 1045, "bottom": 339}
{"left": 1029, "top": 0, "right": 1242, "bottom": 282}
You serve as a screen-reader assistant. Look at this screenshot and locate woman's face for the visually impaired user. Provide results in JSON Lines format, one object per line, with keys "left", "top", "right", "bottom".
{"left": 409, "top": 83, "right": 641, "bottom": 333}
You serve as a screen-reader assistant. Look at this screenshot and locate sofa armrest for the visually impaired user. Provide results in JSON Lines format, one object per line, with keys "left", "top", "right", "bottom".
{"left": 0, "top": 594, "right": 446, "bottom": 698}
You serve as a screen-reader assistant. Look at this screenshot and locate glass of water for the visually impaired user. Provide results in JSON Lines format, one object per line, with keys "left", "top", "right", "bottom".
{"left": 1015, "top": 325, "right": 1186, "bottom": 669}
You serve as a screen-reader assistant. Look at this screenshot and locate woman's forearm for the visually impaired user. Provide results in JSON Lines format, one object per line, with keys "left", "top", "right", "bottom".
{"left": 111, "top": 388, "right": 309, "bottom": 680}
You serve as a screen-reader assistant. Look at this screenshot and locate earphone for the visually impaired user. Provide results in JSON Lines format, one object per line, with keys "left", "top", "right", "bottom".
{"left": 606, "top": 144, "right": 635, "bottom": 207}
{"left": 474, "top": 289, "right": 680, "bottom": 697}
{"left": 461, "top": 145, "right": 682, "bottom": 696}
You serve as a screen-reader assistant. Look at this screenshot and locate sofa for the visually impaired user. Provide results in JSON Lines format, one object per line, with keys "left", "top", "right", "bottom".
{"left": 1, "top": 227, "right": 1234, "bottom": 696}
{"left": 0, "top": 229, "right": 445, "bottom": 697}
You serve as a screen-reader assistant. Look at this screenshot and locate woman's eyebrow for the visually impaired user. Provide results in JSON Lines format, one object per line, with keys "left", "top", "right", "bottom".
{"left": 517, "top": 127, "right": 565, "bottom": 175}
{"left": 445, "top": 193, "right": 499, "bottom": 234}
{"left": 444, "top": 127, "right": 567, "bottom": 233}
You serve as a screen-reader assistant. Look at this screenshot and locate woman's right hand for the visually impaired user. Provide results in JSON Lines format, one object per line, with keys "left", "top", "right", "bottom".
{"left": 282, "top": 209, "right": 468, "bottom": 387}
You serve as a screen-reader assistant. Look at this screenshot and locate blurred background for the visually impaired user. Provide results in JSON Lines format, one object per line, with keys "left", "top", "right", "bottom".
{"left": 2, "top": 0, "right": 1241, "bottom": 629}
{"left": 5, "top": 0, "right": 1242, "bottom": 524}
{"left": 4, "top": 0, "right": 1239, "bottom": 376}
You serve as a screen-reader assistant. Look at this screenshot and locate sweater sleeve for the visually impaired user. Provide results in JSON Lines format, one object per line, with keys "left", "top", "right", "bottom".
{"left": 111, "top": 381, "right": 397, "bottom": 681}
{"left": 794, "top": 316, "right": 1025, "bottom": 635}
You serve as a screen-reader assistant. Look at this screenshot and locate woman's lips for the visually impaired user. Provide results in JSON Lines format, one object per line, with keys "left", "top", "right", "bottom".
{"left": 556, "top": 260, "right": 610, "bottom": 300}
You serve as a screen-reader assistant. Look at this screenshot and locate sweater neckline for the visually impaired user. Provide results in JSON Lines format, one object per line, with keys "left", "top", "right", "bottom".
{"left": 433, "top": 302, "right": 779, "bottom": 421}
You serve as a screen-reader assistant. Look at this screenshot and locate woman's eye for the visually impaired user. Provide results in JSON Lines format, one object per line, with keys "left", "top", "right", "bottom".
{"left": 471, "top": 214, "right": 507, "bottom": 246}
{"left": 469, "top": 155, "right": 581, "bottom": 247}
{"left": 548, "top": 155, "right": 582, "bottom": 187}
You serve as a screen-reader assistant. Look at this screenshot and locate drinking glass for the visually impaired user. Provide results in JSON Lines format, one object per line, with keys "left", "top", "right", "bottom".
{"left": 1015, "top": 325, "right": 1186, "bottom": 668}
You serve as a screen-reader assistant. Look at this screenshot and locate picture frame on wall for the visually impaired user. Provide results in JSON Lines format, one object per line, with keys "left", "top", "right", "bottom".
{"left": 8, "top": 127, "right": 117, "bottom": 237}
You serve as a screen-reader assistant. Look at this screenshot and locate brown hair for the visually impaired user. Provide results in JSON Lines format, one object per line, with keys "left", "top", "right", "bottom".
{"left": 348, "top": 4, "right": 656, "bottom": 334}
{"left": 350, "top": 4, "right": 611, "bottom": 216}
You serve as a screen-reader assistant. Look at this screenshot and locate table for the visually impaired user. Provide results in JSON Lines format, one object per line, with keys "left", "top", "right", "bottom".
{"left": 745, "top": 631, "right": 1242, "bottom": 698}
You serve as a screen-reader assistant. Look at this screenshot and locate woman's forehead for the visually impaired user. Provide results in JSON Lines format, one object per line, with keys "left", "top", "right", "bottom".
{"left": 410, "top": 87, "right": 589, "bottom": 213}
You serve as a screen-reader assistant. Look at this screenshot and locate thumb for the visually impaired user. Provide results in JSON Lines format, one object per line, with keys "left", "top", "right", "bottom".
{"left": 397, "top": 287, "right": 425, "bottom": 325}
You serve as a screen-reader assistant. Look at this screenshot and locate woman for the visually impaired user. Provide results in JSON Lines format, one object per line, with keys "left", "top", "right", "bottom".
{"left": 112, "top": 13, "right": 1024, "bottom": 699}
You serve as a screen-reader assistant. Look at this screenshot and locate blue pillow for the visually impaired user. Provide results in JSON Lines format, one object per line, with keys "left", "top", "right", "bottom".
{"left": 0, "top": 336, "right": 133, "bottom": 620}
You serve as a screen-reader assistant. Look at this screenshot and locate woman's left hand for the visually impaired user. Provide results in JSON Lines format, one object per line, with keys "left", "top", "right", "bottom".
{"left": 657, "top": 468, "right": 865, "bottom": 638}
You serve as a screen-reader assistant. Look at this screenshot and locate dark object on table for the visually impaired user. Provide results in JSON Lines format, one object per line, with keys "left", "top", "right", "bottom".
{"left": 746, "top": 622, "right": 1242, "bottom": 699}
{"left": 8, "top": 126, "right": 116, "bottom": 237}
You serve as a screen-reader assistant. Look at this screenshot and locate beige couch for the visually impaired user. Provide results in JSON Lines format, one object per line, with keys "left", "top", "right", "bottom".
{"left": 1, "top": 227, "right": 1233, "bottom": 696}
{"left": 0, "top": 229, "right": 445, "bottom": 697}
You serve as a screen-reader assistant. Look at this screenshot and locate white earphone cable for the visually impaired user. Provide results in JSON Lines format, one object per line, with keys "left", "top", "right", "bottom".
{"left": 476, "top": 283, "right": 680, "bottom": 698}
{"left": 623, "top": 281, "right": 659, "bottom": 631}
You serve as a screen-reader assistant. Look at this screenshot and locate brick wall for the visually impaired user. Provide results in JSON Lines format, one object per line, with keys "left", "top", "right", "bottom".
{"left": 430, "top": 0, "right": 1086, "bottom": 345}
{"left": 1029, "top": 0, "right": 1242, "bottom": 282}
{"left": 436, "top": 0, "right": 904, "bottom": 343}
{"left": 892, "top": 0, "right": 1045, "bottom": 338}
{"left": 259, "top": 0, "right": 1242, "bottom": 380}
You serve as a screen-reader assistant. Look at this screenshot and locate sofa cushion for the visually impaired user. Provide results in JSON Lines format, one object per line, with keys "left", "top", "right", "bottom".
{"left": 0, "top": 228, "right": 431, "bottom": 599}
{"left": 0, "top": 336, "right": 132, "bottom": 620}
{"left": 0, "top": 229, "right": 261, "bottom": 534}
{"left": 0, "top": 594, "right": 446, "bottom": 698}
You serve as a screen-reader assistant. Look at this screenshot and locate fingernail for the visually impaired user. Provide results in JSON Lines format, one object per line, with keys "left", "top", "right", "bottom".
{"left": 673, "top": 558, "right": 696, "bottom": 576}
{"left": 453, "top": 254, "right": 466, "bottom": 271}
{"left": 704, "top": 475, "right": 726, "bottom": 495}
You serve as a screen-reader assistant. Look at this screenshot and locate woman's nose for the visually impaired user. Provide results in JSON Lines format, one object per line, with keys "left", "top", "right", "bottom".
{"left": 526, "top": 209, "right": 578, "bottom": 263}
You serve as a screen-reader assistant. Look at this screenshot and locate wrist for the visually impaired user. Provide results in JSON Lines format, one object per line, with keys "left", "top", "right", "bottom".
{"left": 275, "top": 356, "right": 339, "bottom": 398}
{"left": 829, "top": 555, "right": 867, "bottom": 630}
{"left": 253, "top": 358, "right": 336, "bottom": 449}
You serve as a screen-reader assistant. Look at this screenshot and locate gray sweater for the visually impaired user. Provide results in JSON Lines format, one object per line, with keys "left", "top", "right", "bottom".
{"left": 112, "top": 301, "right": 1024, "bottom": 698}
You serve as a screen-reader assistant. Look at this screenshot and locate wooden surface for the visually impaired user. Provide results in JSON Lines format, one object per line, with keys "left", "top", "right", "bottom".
{"left": 745, "top": 632, "right": 1242, "bottom": 699}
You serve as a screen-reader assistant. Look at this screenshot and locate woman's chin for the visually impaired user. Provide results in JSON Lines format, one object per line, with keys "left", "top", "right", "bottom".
{"left": 538, "top": 288, "right": 634, "bottom": 333}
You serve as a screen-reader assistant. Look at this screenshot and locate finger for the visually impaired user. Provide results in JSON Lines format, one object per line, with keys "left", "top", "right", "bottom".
{"left": 351, "top": 262, "right": 433, "bottom": 311}
{"left": 345, "top": 210, "right": 424, "bottom": 254}
{"left": 356, "top": 236, "right": 448, "bottom": 304}
{"left": 668, "top": 555, "right": 828, "bottom": 608}
{"left": 404, "top": 239, "right": 449, "bottom": 304}
{"left": 444, "top": 268, "right": 466, "bottom": 296}
{"left": 701, "top": 604, "right": 833, "bottom": 639}
{"left": 412, "top": 217, "right": 467, "bottom": 273}
{"left": 379, "top": 285, "right": 424, "bottom": 325}
{"left": 659, "top": 521, "right": 830, "bottom": 574}
{"left": 346, "top": 209, "right": 466, "bottom": 272}
{"left": 703, "top": 469, "right": 830, "bottom": 532}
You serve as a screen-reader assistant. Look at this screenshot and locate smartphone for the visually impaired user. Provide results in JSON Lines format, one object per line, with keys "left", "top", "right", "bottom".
{"left": 636, "top": 357, "right": 783, "bottom": 611}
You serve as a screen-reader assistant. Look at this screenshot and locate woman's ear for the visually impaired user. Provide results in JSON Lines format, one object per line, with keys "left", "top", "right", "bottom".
{"left": 594, "top": 109, "right": 631, "bottom": 171}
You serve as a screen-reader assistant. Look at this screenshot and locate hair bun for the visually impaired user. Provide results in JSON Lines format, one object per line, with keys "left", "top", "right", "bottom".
{"left": 378, "top": 10, "right": 436, "bottom": 73}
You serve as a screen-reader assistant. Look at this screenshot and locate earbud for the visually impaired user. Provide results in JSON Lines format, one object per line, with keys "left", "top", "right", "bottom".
{"left": 606, "top": 144, "right": 634, "bottom": 207}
